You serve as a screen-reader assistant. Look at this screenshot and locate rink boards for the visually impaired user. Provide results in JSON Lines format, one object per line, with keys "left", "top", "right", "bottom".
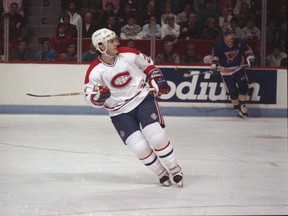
{"left": 0, "top": 63, "right": 287, "bottom": 117}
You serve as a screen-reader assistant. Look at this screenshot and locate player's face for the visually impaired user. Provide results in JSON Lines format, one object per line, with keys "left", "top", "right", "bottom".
{"left": 106, "top": 38, "right": 119, "bottom": 56}
{"left": 225, "top": 33, "right": 235, "bottom": 43}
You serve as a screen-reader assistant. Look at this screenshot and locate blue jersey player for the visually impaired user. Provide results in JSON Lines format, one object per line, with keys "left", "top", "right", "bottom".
{"left": 211, "top": 27, "right": 255, "bottom": 118}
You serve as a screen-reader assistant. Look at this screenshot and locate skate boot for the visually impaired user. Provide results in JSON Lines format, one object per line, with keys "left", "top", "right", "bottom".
{"left": 240, "top": 104, "right": 248, "bottom": 117}
{"left": 235, "top": 107, "right": 247, "bottom": 119}
{"left": 158, "top": 169, "right": 171, "bottom": 187}
{"left": 170, "top": 165, "right": 183, "bottom": 187}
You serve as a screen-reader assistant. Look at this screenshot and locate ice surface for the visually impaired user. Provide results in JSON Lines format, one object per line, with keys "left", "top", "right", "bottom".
{"left": 0, "top": 115, "right": 287, "bottom": 216}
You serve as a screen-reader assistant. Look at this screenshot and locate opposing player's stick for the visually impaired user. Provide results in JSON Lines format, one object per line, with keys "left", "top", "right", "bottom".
{"left": 26, "top": 87, "right": 155, "bottom": 97}
{"left": 180, "top": 64, "right": 250, "bottom": 78}
{"left": 182, "top": 70, "right": 215, "bottom": 77}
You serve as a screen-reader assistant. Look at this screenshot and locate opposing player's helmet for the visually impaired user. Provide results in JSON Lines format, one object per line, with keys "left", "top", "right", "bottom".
{"left": 91, "top": 28, "right": 117, "bottom": 53}
{"left": 224, "top": 27, "right": 235, "bottom": 36}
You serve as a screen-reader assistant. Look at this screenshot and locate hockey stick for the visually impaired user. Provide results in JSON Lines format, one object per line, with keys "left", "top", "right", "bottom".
{"left": 181, "top": 64, "right": 250, "bottom": 78}
{"left": 182, "top": 69, "right": 215, "bottom": 77}
{"left": 26, "top": 87, "right": 155, "bottom": 97}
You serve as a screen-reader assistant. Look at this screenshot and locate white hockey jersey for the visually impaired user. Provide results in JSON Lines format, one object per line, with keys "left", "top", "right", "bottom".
{"left": 84, "top": 47, "right": 157, "bottom": 117}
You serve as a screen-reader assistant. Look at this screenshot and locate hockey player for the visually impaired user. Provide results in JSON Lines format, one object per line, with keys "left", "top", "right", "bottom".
{"left": 211, "top": 27, "right": 255, "bottom": 118}
{"left": 84, "top": 28, "right": 183, "bottom": 187}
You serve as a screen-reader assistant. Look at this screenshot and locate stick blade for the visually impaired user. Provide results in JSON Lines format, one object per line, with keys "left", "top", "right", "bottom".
{"left": 26, "top": 93, "right": 51, "bottom": 97}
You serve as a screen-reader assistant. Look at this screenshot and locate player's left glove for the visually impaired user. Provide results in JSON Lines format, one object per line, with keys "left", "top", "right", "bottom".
{"left": 147, "top": 69, "right": 170, "bottom": 97}
{"left": 246, "top": 55, "right": 255, "bottom": 67}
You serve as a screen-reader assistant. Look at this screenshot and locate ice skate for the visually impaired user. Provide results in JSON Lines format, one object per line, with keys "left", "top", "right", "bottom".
{"left": 170, "top": 165, "right": 183, "bottom": 187}
{"left": 240, "top": 104, "right": 248, "bottom": 117}
{"left": 235, "top": 108, "right": 247, "bottom": 119}
{"left": 158, "top": 169, "right": 171, "bottom": 187}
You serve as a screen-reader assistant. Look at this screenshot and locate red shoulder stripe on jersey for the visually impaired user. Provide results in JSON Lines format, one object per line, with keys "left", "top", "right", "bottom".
{"left": 84, "top": 58, "right": 101, "bottom": 84}
{"left": 144, "top": 65, "right": 157, "bottom": 75}
{"left": 118, "top": 46, "right": 140, "bottom": 55}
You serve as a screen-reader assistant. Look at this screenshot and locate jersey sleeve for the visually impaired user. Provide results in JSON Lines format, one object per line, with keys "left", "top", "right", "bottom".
{"left": 84, "top": 59, "right": 105, "bottom": 108}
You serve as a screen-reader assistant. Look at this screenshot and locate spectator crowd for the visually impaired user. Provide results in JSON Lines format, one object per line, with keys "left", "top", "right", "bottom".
{"left": 0, "top": 0, "right": 287, "bottom": 66}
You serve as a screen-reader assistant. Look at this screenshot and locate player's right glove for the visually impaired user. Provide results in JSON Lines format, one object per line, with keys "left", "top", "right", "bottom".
{"left": 210, "top": 62, "right": 218, "bottom": 74}
{"left": 147, "top": 68, "right": 170, "bottom": 97}
{"left": 91, "top": 85, "right": 111, "bottom": 105}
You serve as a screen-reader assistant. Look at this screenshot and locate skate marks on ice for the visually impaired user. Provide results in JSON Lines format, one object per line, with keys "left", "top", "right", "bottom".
{"left": 0, "top": 115, "right": 287, "bottom": 215}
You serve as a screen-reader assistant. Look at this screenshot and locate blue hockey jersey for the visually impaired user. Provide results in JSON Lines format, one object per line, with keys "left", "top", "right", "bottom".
{"left": 212, "top": 38, "right": 253, "bottom": 75}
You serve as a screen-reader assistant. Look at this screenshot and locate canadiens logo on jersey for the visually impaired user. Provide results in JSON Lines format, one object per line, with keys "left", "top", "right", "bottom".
{"left": 111, "top": 71, "right": 132, "bottom": 88}
{"left": 225, "top": 50, "right": 239, "bottom": 64}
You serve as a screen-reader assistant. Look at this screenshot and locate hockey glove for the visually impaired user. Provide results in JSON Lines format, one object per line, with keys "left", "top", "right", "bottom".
{"left": 210, "top": 63, "right": 219, "bottom": 74}
{"left": 246, "top": 55, "right": 255, "bottom": 67}
{"left": 147, "top": 69, "right": 170, "bottom": 96}
{"left": 91, "top": 85, "right": 111, "bottom": 105}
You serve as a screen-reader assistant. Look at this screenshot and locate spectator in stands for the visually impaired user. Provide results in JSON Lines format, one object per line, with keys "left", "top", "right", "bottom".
{"left": 181, "top": 43, "right": 203, "bottom": 63}
{"left": 201, "top": 17, "right": 222, "bottom": 40}
{"left": 4, "top": 2, "right": 29, "bottom": 40}
{"left": 161, "top": 1, "right": 177, "bottom": 26}
{"left": 233, "top": 0, "right": 251, "bottom": 16}
{"left": 265, "top": 44, "right": 287, "bottom": 67}
{"left": 126, "top": 39, "right": 135, "bottom": 48}
{"left": 193, "top": 0, "right": 217, "bottom": 13}
{"left": 60, "top": 0, "right": 82, "bottom": 26}
{"left": 102, "top": 0, "right": 119, "bottom": 14}
{"left": 197, "top": 0, "right": 219, "bottom": 27}
{"left": 266, "top": 19, "right": 283, "bottom": 44}
{"left": 230, "top": 17, "right": 242, "bottom": 38}
{"left": 176, "top": 3, "right": 193, "bottom": 24}
{"left": 273, "top": 2, "right": 287, "bottom": 28}
{"left": 241, "top": 18, "right": 260, "bottom": 40}
{"left": 120, "top": 15, "right": 142, "bottom": 39}
{"left": 9, "top": 39, "right": 32, "bottom": 60}
{"left": 160, "top": 15, "right": 180, "bottom": 40}
{"left": 61, "top": 12, "right": 77, "bottom": 37}
{"left": 233, "top": 2, "right": 254, "bottom": 28}
{"left": 102, "top": 14, "right": 121, "bottom": 36}
{"left": 34, "top": 37, "right": 58, "bottom": 61}
{"left": 218, "top": 6, "right": 233, "bottom": 33}
{"left": 99, "top": 2, "right": 116, "bottom": 27}
{"left": 80, "top": 0, "right": 101, "bottom": 15}
{"left": 179, "top": 12, "right": 202, "bottom": 39}
{"left": 142, "top": 15, "right": 161, "bottom": 39}
{"left": 82, "top": 42, "right": 98, "bottom": 62}
{"left": 61, "top": 0, "right": 81, "bottom": 10}
{"left": 82, "top": 11, "right": 99, "bottom": 38}
{"left": 155, "top": 40, "right": 180, "bottom": 63}
{"left": 2, "top": 0, "right": 24, "bottom": 16}
{"left": 51, "top": 23, "right": 73, "bottom": 56}
{"left": 117, "top": 3, "right": 136, "bottom": 27}
{"left": 59, "top": 42, "right": 77, "bottom": 61}
{"left": 160, "top": 0, "right": 179, "bottom": 15}
{"left": 140, "top": 0, "right": 160, "bottom": 27}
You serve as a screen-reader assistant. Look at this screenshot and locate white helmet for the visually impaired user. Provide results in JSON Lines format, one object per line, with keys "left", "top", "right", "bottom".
{"left": 91, "top": 28, "right": 117, "bottom": 53}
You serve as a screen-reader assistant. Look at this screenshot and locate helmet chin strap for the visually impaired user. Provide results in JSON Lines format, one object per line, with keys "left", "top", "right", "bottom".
{"left": 99, "top": 44, "right": 116, "bottom": 58}
{"left": 103, "top": 51, "right": 116, "bottom": 58}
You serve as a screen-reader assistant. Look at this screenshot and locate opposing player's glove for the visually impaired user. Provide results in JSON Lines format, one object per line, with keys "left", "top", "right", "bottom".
{"left": 210, "top": 63, "right": 218, "bottom": 73}
{"left": 147, "top": 69, "right": 170, "bottom": 96}
{"left": 91, "top": 85, "right": 111, "bottom": 105}
{"left": 246, "top": 55, "right": 255, "bottom": 67}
